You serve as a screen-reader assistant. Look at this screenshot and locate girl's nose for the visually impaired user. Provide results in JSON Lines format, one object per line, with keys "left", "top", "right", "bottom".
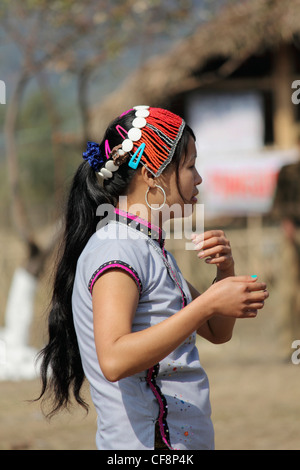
{"left": 196, "top": 170, "right": 202, "bottom": 185}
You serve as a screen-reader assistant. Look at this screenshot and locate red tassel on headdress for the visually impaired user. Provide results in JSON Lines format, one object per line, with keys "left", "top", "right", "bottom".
{"left": 131, "top": 108, "right": 185, "bottom": 176}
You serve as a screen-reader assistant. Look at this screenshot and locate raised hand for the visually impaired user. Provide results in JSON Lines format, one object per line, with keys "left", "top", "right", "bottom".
{"left": 191, "top": 230, "right": 234, "bottom": 273}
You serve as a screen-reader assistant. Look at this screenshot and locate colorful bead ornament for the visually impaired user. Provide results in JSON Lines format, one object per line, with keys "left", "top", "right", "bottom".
{"left": 83, "top": 105, "right": 185, "bottom": 185}
{"left": 121, "top": 105, "right": 149, "bottom": 170}
{"left": 97, "top": 147, "right": 126, "bottom": 186}
{"left": 96, "top": 105, "right": 149, "bottom": 186}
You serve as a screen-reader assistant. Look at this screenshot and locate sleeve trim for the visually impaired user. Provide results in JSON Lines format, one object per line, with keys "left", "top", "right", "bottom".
{"left": 88, "top": 260, "right": 143, "bottom": 295}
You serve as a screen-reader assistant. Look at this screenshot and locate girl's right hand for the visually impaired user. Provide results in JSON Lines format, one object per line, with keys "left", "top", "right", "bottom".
{"left": 203, "top": 275, "right": 269, "bottom": 318}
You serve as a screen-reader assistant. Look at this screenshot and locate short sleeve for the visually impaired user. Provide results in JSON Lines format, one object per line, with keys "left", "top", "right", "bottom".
{"left": 88, "top": 258, "right": 143, "bottom": 295}
{"left": 80, "top": 230, "right": 147, "bottom": 297}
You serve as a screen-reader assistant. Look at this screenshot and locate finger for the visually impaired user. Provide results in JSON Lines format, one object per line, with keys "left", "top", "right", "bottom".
{"left": 197, "top": 245, "right": 231, "bottom": 259}
{"left": 245, "top": 300, "right": 265, "bottom": 310}
{"left": 231, "top": 276, "right": 268, "bottom": 292}
{"left": 243, "top": 309, "right": 258, "bottom": 318}
{"left": 192, "top": 230, "right": 226, "bottom": 246}
{"left": 246, "top": 281, "right": 268, "bottom": 292}
{"left": 195, "top": 238, "right": 229, "bottom": 253}
{"left": 232, "top": 275, "right": 261, "bottom": 283}
{"left": 193, "top": 232, "right": 227, "bottom": 247}
{"left": 204, "top": 256, "right": 232, "bottom": 265}
{"left": 247, "top": 290, "right": 269, "bottom": 302}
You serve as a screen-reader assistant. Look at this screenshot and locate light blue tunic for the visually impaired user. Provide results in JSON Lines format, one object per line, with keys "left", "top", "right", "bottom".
{"left": 72, "top": 209, "right": 214, "bottom": 450}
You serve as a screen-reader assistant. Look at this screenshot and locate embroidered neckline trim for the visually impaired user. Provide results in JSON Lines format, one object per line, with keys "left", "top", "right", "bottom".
{"left": 113, "top": 208, "right": 165, "bottom": 247}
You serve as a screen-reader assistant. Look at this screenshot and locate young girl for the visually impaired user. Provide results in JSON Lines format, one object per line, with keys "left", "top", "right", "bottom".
{"left": 38, "top": 106, "right": 268, "bottom": 450}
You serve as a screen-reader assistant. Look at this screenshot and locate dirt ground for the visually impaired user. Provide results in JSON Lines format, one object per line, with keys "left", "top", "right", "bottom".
{"left": 1, "top": 302, "right": 300, "bottom": 451}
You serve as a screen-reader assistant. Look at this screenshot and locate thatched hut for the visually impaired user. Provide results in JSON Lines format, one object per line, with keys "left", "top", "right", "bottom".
{"left": 90, "top": 0, "right": 300, "bottom": 151}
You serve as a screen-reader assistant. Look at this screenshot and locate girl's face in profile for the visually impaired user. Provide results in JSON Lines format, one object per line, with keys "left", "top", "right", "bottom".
{"left": 160, "top": 136, "right": 202, "bottom": 213}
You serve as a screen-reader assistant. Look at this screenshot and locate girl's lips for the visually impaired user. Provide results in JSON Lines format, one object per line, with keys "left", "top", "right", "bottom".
{"left": 191, "top": 191, "right": 199, "bottom": 203}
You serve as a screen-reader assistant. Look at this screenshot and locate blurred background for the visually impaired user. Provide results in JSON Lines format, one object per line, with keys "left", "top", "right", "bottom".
{"left": 1, "top": 0, "right": 300, "bottom": 450}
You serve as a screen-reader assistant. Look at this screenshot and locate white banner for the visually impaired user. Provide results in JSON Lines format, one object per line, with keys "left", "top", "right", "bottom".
{"left": 187, "top": 91, "right": 298, "bottom": 217}
{"left": 198, "top": 150, "right": 298, "bottom": 218}
{"left": 187, "top": 91, "right": 265, "bottom": 153}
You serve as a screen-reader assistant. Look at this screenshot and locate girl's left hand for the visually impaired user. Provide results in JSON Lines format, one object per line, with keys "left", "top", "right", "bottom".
{"left": 191, "top": 230, "right": 234, "bottom": 274}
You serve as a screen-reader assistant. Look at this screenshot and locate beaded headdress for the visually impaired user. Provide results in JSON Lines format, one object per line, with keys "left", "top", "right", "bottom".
{"left": 83, "top": 106, "right": 185, "bottom": 186}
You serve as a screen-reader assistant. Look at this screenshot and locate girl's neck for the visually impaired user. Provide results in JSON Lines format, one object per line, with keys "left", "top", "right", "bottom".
{"left": 116, "top": 196, "right": 162, "bottom": 229}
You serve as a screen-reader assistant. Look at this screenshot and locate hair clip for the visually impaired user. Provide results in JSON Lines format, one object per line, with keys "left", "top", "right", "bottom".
{"left": 128, "top": 143, "right": 146, "bottom": 169}
{"left": 85, "top": 106, "right": 150, "bottom": 186}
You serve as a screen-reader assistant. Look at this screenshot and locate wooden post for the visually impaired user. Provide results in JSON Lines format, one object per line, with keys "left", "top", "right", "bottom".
{"left": 273, "top": 44, "right": 296, "bottom": 149}
{"left": 247, "top": 215, "right": 263, "bottom": 278}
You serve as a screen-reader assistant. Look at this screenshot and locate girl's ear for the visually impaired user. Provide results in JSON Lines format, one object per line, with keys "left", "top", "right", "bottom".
{"left": 141, "top": 166, "right": 156, "bottom": 188}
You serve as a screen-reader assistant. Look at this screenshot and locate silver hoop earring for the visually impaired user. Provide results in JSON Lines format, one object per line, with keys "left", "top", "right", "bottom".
{"left": 145, "top": 185, "right": 166, "bottom": 211}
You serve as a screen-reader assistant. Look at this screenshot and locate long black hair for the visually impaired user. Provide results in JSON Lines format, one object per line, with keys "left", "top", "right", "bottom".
{"left": 37, "top": 109, "right": 194, "bottom": 417}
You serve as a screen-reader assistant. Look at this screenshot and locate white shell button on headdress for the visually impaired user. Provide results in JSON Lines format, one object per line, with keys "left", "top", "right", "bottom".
{"left": 121, "top": 105, "right": 149, "bottom": 153}
{"left": 98, "top": 105, "right": 150, "bottom": 185}
{"left": 128, "top": 127, "right": 142, "bottom": 141}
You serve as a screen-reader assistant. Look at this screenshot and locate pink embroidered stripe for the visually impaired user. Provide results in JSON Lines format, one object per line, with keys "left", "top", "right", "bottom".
{"left": 88, "top": 261, "right": 142, "bottom": 295}
{"left": 146, "top": 365, "right": 172, "bottom": 449}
